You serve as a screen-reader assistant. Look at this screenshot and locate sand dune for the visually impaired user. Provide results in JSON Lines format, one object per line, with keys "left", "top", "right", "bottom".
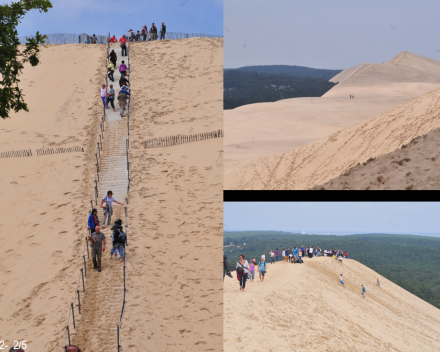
{"left": 0, "top": 44, "right": 106, "bottom": 350}
{"left": 224, "top": 257, "right": 440, "bottom": 351}
{"left": 311, "top": 127, "right": 440, "bottom": 190}
{"left": 122, "top": 38, "right": 223, "bottom": 351}
{"left": 224, "top": 86, "right": 440, "bottom": 189}
{"left": 224, "top": 52, "right": 440, "bottom": 175}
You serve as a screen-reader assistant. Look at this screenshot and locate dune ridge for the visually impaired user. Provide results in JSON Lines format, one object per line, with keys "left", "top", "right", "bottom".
{"left": 224, "top": 86, "right": 440, "bottom": 189}
{"left": 224, "top": 257, "right": 440, "bottom": 351}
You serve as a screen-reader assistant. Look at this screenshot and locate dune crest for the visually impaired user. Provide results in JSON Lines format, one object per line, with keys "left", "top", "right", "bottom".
{"left": 224, "top": 258, "right": 440, "bottom": 351}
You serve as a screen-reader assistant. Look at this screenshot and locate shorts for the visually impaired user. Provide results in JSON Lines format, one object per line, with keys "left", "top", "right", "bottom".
{"left": 340, "top": 280, "right": 344, "bottom": 285}
{"left": 260, "top": 270, "right": 266, "bottom": 277}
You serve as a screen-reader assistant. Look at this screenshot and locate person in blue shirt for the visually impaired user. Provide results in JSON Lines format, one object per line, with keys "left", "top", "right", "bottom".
{"left": 361, "top": 285, "right": 366, "bottom": 298}
{"left": 293, "top": 247, "right": 299, "bottom": 261}
{"left": 87, "top": 208, "right": 100, "bottom": 234}
{"left": 258, "top": 257, "right": 267, "bottom": 282}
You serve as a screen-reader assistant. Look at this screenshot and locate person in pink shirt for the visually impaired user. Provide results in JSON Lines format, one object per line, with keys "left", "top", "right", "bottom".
{"left": 119, "top": 60, "right": 128, "bottom": 78}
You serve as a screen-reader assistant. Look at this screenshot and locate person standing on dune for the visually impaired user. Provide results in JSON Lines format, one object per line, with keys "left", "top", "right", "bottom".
{"left": 89, "top": 226, "right": 106, "bottom": 272}
{"left": 236, "top": 254, "right": 249, "bottom": 291}
{"left": 100, "top": 84, "right": 108, "bottom": 109}
{"left": 340, "top": 274, "right": 345, "bottom": 288}
{"left": 90, "top": 34, "right": 97, "bottom": 44}
{"left": 376, "top": 278, "right": 381, "bottom": 289}
{"left": 258, "top": 257, "right": 267, "bottom": 282}
{"left": 160, "top": 22, "right": 166, "bottom": 40}
{"left": 361, "top": 284, "right": 366, "bottom": 298}
{"left": 275, "top": 248, "right": 279, "bottom": 261}
{"left": 150, "top": 23, "right": 158, "bottom": 40}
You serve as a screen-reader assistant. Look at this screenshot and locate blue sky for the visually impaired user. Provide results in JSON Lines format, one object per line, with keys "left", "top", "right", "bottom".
{"left": 224, "top": 0, "right": 440, "bottom": 69}
{"left": 224, "top": 203, "right": 440, "bottom": 236}
{"left": 7, "top": 0, "right": 222, "bottom": 38}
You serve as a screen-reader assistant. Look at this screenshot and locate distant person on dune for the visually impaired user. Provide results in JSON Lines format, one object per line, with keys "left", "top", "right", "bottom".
{"left": 248, "top": 260, "right": 255, "bottom": 282}
{"left": 100, "top": 84, "right": 108, "bottom": 109}
{"left": 236, "top": 254, "right": 249, "bottom": 291}
{"left": 135, "top": 31, "right": 141, "bottom": 41}
{"left": 258, "top": 257, "right": 267, "bottom": 282}
{"left": 160, "top": 22, "right": 166, "bottom": 40}
{"left": 361, "top": 284, "right": 366, "bottom": 298}
{"left": 87, "top": 208, "right": 100, "bottom": 234}
{"left": 108, "top": 49, "right": 117, "bottom": 69}
{"left": 90, "top": 34, "right": 98, "bottom": 44}
{"left": 119, "top": 60, "right": 128, "bottom": 78}
{"left": 340, "top": 274, "right": 345, "bottom": 288}
{"left": 142, "top": 25, "right": 147, "bottom": 41}
{"left": 376, "top": 278, "right": 381, "bottom": 289}
{"left": 108, "top": 84, "right": 115, "bottom": 112}
{"left": 150, "top": 23, "right": 158, "bottom": 40}
{"left": 298, "top": 247, "right": 303, "bottom": 263}
{"left": 85, "top": 36, "right": 90, "bottom": 44}
{"left": 110, "top": 35, "right": 117, "bottom": 43}
{"left": 89, "top": 226, "right": 106, "bottom": 272}
{"left": 282, "top": 249, "right": 285, "bottom": 262}
{"left": 270, "top": 250, "right": 275, "bottom": 264}
{"left": 275, "top": 248, "right": 279, "bottom": 261}
{"left": 120, "top": 35, "right": 128, "bottom": 56}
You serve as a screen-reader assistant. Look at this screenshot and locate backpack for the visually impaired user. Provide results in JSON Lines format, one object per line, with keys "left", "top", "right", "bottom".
{"left": 113, "top": 228, "right": 126, "bottom": 243}
{"left": 236, "top": 262, "right": 245, "bottom": 274}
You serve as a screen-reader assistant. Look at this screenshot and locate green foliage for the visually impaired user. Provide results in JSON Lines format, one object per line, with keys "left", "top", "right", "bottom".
{"left": 230, "top": 65, "right": 342, "bottom": 79}
{"left": 0, "top": 0, "right": 52, "bottom": 119}
{"left": 224, "top": 70, "right": 337, "bottom": 110}
{"left": 224, "top": 231, "right": 440, "bottom": 309}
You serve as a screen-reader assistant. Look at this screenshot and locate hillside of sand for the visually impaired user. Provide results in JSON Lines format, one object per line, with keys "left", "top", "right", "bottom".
{"left": 120, "top": 37, "right": 224, "bottom": 351}
{"left": 0, "top": 44, "right": 106, "bottom": 350}
{"left": 224, "top": 52, "right": 440, "bottom": 174}
{"left": 225, "top": 85, "right": 440, "bottom": 190}
{"left": 224, "top": 257, "right": 440, "bottom": 351}
{"left": 311, "top": 126, "right": 440, "bottom": 190}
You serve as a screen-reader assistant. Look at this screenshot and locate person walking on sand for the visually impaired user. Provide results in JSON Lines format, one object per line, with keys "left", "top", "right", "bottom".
{"left": 87, "top": 208, "right": 100, "bottom": 234}
{"left": 118, "top": 89, "right": 129, "bottom": 117}
{"left": 298, "top": 247, "right": 303, "bottom": 263}
{"left": 108, "top": 49, "right": 117, "bottom": 69}
{"left": 270, "top": 250, "right": 275, "bottom": 264}
{"left": 89, "top": 226, "right": 106, "bottom": 272}
{"left": 119, "top": 60, "right": 128, "bottom": 78}
{"left": 150, "top": 23, "right": 158, "bottom": 40}
{"left": 160, "top": 22, "right": 166, "bottom": 40}
{"left": 236, "top": 254, "right": 249, "bottom": 291}
{"left": 100, "top": 190, "right": 124, "bottom": 227}
{"left": 107, "top": 61, "right": 115, "bottom": 82}
{"left": 361, "top": 284, "right": 366, "bottom": 298}
{"left": 258, "top": 256, "right": 267, "bottom": 282}
{"left": 340, "top": 274, "right": 345, "bottom": 288}
{"left": 223, "top": 253, "right": 232, "bottom": 280}
{"left": 282, "top": 249, "right": 285, "bottom": 262}
{"left": 107, "top": 84, "right": 115, "bottom": 112}
{"left": 100, "top": 84, "right": 108, "bottom": 109}
{"left": 275, "top": 248, "right": 279, "bottom": 261}
{"left": 376, "top": 278, "right": 381, "bottom": 289}
{"left": 142, "top": 25, "right": 147, "bottom": 41}
{"left": 248, "top": 260, "right": 255, "bottom": 282}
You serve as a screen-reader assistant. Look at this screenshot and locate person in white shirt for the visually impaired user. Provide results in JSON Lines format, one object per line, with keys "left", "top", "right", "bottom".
{"left": 236, "top": 254, "right": 250, "bottom": 291}
{"left": 100, "top": 84, "right": 108, "bottom": 109}
{"left": 282, "top": 250, "right": 285, "bottom": 262}
{"left": 261, "top": 253, "right": 266, "bottom": 261}
{"left": 270, "top": 250, "right": 275, "bottom": 264}
{"left": 100, "top": 190, "right": 125, "bottom": 226}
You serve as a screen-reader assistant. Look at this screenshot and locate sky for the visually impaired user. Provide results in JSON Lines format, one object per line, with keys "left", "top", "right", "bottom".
{"left": 6, "top": 0, "right": 222, "bottom": 38}
{"left": 224, "top": 202, "right": 440, "bottom": 236}
{"left": 224, "top": 0, "right": 440, "bottom": 69}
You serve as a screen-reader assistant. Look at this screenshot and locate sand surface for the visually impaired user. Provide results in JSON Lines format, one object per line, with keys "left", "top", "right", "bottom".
{"left": 0, "top": 44, "right": 106, "bottom": 350}
{"left": 121, "top": 38, "right": 223, "bottom": 351}
{"left": 311, "top": 127, "right": 440, "bottom": 190}
{"left": 224, "top": 52, "right": 440, "bottom": 174}
{"left": 224, "top": 257, "right": 440, "bottom": 351}
{"left": 225, "top": 85, "right": 440, "bottom": 190}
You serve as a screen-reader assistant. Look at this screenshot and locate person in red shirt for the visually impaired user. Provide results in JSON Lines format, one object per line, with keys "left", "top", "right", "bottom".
{"left": 119, "top": 34, "right": 128, "bottom": 56}
{"left": 110, "top": 35, "right": 117, "bottom": 43}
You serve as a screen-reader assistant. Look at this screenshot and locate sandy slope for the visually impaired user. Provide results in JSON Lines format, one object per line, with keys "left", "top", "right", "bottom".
{"left": 0, "top": 44, "right": 106, "bottom": 350}
{"left": 224, "top": 52, "right": 440, "bottom": 174}
{"left": 121, "top": 38, "right": 223, "bottom": 351}
{"left": 311, "top": 127, "right": 440, "bottom": 190}
{"left": 225, "top": 85, "right": 440, "bottom": 190}
{"left": 224, "top": 257, "right": 440, "bottom": 352}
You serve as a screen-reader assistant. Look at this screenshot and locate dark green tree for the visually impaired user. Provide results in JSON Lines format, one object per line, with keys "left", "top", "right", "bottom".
{"left": 0, "top": 0, "right": 52, "bottom": 119}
